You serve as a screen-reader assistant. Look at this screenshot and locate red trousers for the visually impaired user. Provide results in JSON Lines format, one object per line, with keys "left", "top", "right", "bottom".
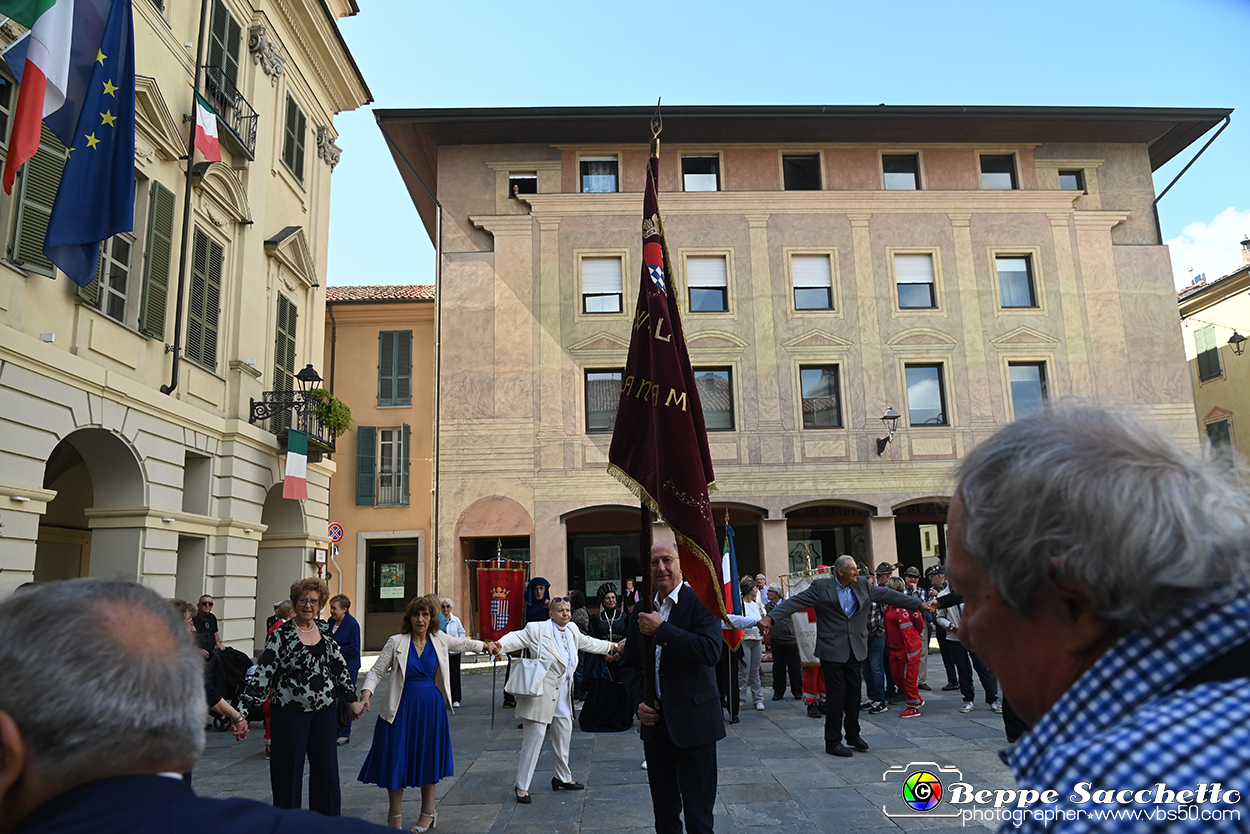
{"left": 802, "top": 665, "right": 825, "bottom": 704}
{"left": 889, "top": 649, "right": 920, "bottom": 703}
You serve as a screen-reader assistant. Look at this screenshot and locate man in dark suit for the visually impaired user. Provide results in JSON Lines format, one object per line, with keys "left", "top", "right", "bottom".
{"left": 0, "top": 578, "right": 389, "bottom": 834}
{"left": 762, "top": 555, "right": 934, "bottom": 757}
{"left": 621, "top": 541, "right": 724, "bottom": 834}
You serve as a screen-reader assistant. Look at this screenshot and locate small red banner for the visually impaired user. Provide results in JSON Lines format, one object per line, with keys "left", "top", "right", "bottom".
{"left": 477, "top": 567, "right": 525, "bottom": 642}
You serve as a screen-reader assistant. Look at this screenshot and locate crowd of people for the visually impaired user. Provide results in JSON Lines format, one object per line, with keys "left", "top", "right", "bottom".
{"left": 2, "top": 405, "right": 1246, "bottom": 834}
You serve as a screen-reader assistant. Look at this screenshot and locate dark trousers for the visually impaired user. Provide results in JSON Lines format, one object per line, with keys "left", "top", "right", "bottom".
{"left": 449, "top": 652, "right": 462, "bottom": 703}
{"left": 948, "top": 640, "right": 997, "bottom": 703}
{"left": 270, "top": 704, "right": 341, "bottom": 815}
{"left": 935, "top": 623, "right": 960, "bottom": 682}
{"left": 820, "top": 659, "right": 862, "bottom": 744}
{"left": 1002, "top": 696, "right": 1030, "bottom": 742}
{"left": 882, "top": 637, "right": 896, "bottom": 695}
{"left": 644, "top": 708, "right": 717, "bottom": 834}
{"left": 716, "top": 643, "right": 741, "bottom": 718}
{"left": 770, "top": 641, "right": 803, "bottom": 699}
{"left": 336, "top": 670, "right": 359, "bottom": 741}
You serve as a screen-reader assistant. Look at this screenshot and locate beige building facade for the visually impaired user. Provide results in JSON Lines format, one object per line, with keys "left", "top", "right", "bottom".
{"left": 1178, "top": 237, "right": 1250, "bottom": 460}
{"left": 378, "top": 105, "right": 1221, "bottom": 632}
{"left": 0, "top": 0, "right": 370, "bottom": 651}
{"left": 323, "top": 285, "right": 435, "bottom": 651}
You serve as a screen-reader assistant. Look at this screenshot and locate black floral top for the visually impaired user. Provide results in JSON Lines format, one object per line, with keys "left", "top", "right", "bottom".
{"left": 238, "top": 620, "right": 357, "bottom": 714}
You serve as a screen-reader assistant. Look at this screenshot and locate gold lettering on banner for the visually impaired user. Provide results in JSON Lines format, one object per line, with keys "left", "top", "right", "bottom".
{"left": 634, "top": 309, "right": 650, "bottom": 332}
{"left": 621, "top": 375, "right": 634, "bottom": 397}
{"left": 636, "top": 379, "right": 655, "bottom": 403}
{"left": 654, "top": 317, "right": 672, "bottom": 342}
{"left": 665, "top": 388, "right": 688, "bottom": 411}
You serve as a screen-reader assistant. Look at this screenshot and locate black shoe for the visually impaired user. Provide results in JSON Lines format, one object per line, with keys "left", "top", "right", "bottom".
{"left": 807, "top": 704, "right": 821, "bottom": 718}
{"left": 772, "top": 693, "right": 784, "bottom": 701}
{"left": 503, "top": 697, "right": 517, "bottom": 708}
{"left": 942, "top": 683, "right": 960, "bottom": 691}
{"left": 515, "top": 789, "right": 531, "bottom": 804}
{"left": 846, "top": 737, "right": 870, "bottom": 752}
{"left": 552, "top": 777, "right": 584, "bottom": 791}
{"left": 729, "top": 715, "right": 740, "bottom": 724}
{"left": 818, "top": 702, "right": 827, "bottom": 714}
{"left": 826, "top": 742, "right": 853, "bottom": 757}
{"left": 859, "top": 700, "right": 873, "bottom": 709}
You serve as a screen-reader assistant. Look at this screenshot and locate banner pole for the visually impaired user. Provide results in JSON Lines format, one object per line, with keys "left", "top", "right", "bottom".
{"left": 490, "top": 654, "right": 496, "bottom": 731}
{"left": 641, "top": 500, "right": 655, "bottom": 708}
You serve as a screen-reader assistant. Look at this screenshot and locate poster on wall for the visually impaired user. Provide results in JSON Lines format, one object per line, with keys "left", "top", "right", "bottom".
{"left": 584, "top": 545, "right": 621, "bottom": 599}
{"left": 380, "top": 563, "right": 406, "bottom": 599}
{"left": 788, "top": 540, "right": 822, "bottom": 574}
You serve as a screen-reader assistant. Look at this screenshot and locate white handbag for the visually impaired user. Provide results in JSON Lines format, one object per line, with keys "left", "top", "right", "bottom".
{"left": 504, "top": 656, "right": 550, "bottom": 697}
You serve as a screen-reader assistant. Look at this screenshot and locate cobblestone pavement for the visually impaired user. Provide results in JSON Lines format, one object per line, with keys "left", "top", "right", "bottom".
{"left": 195, "top": 655, "right": 1016, "bottom": 833}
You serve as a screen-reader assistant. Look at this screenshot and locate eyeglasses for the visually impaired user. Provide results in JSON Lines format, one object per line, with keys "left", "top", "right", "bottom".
{"left": 200, "top": 601, "right": 213, "bottom": 607}
{"left": 297, "top": 599, "right": 320, "bottom": 607}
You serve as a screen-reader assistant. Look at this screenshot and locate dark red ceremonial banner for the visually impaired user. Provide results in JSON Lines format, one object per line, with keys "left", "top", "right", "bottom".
{"left": 607, "top": 146, "right": 726, "bottom": 622}
{"left": 477, "top": 567, "right": 525, "bottom": 642}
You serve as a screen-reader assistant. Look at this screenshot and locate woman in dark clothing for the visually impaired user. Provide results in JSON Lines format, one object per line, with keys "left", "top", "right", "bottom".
{"left": 524, "top": 577, "right": 550, "bottom": 623}
{"left": 578, "top": 583, "right": 633, "bottom": 732}
{"left": 569, "top": 590, "right": 591, "bottom": 701}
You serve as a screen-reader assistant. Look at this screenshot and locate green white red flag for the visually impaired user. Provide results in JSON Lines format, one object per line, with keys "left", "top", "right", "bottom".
{"left": 193, "top": 93, "right": 221, "bottom": 162}
{"left": 0, "top": 0, "right": 73, "bottom": 193}
{"left": 283, "top": 430, "right": 308, "bottom": 500}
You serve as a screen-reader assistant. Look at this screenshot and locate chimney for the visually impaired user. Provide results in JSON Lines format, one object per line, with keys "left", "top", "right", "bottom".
{"left": 1242, "top": 236, "right": 1250, "bottom": 266}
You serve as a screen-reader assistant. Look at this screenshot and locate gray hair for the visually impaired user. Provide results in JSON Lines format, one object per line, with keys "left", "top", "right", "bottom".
{"left": 955, "top": 406, "right": 1250, "bottom": 630}
{"left": 0, "top": 579, "right": 206, "bottom": 783}
{"left": 833, "top": 554, "right": 856, "bottom": 571}
{"left": 440, "top": 597, "right": 454, "bottom": 609}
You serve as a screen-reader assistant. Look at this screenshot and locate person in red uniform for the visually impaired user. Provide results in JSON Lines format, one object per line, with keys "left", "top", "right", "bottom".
{"left": 882, "top": 577, "right": 924, "bottom": 718}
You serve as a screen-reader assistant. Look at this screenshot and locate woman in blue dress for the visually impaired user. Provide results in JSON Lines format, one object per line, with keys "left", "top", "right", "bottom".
{"left": 358, "top": 594, "right": 498, "bottom": 831}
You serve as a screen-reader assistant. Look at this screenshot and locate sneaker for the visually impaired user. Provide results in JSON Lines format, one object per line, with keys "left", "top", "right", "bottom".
{"left": 859, "top": 700, "right": 874, "bottom": 709}
{"left": 868, "top": 701, "right": 888, "bottom": 714}
{"left": 942, "top": 682, "right": 960, "bottom": 691}
{"left": 906, "top": 698, "right": 925, "bottom": 708}
{"left": 990, "top": 700, "right": 1003, "bottom": 714}
{"left": 960, "top": 700, "right": 975, "bottom": 713}
{"left": 452, "top": 702, "right": 460, "bottom": 708}
{"left": 755, "top": 702, "right": 765, "bottom": 711}
{"left": 899, "top": 707, "right": 922, "bottom": 719}
{"left": 641, "top": 760, "right": 648, "bottom": 770}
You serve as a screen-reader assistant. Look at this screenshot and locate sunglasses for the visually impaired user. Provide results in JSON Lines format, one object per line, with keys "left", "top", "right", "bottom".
{"left": 200, "top": 601, "right": 213, "bottom": 607}
{"left": 550, "top": 596, "right": 570, "bottom": 604}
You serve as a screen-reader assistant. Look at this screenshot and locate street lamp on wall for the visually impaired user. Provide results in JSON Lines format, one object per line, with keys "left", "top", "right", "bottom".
{"left": 1228, "top": 331, "right": 1246, "bottom": 356}
{"left": 876, "top": 407, "right": 901, "bottom": 457}
{"left": 295, "top": 364, "right": 323, "bottom": 394}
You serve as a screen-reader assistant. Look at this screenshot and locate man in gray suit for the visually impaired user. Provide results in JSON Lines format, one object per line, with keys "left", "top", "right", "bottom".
{"left": 761, "top": 555, "right": 935, "bottom": 757}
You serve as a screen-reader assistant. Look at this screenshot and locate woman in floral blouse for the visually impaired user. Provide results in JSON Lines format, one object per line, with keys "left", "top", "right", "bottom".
{"left": 238, "top": 577, "right": 363, "bottom": 815}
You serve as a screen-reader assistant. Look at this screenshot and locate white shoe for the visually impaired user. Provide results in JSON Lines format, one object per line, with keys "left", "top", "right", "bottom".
{"left": 990, "top": 700, "right": 1003, "bottom": 714}
{"left": 641, "top": 760, "right": 648, "bottom": 770}
{"left": 960, "top": 701, "right": 975, "bottom": 713}
{"left": 754, "top": 702, "right": 765, "bottom": 711}
{"left": 452, "top": 702, "right": 460, "bottom": 708}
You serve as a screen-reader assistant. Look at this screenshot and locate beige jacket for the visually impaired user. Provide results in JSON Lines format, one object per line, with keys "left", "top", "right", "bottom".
{"left": 360, "top": 630, "right": 485, "bottom": 724}
{"left": 497, "top": 620, "right": 615, "bottom": 725}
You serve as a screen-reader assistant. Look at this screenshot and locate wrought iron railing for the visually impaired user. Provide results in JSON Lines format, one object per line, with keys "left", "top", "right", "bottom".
{"left": 203, "top": 65, "right": 257, "bottom": 158}
{"left": 248, "top": 389, "right": 336, "bottom": 456}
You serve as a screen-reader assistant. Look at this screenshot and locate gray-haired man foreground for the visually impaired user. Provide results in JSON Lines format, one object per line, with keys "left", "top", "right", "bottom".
{"left": 0, "top": 579, "right": 388, "bottom": 834}
{"left": 949, "top": 406, "right": 1250, "bottom": 833}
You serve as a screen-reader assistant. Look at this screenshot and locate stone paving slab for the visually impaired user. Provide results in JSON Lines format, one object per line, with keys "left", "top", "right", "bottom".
{"left": 196, "top": 659, "right": 1015, "bottom": 831}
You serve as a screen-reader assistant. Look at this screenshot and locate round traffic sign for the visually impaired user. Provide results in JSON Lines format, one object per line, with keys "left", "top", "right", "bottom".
{"left": 328, "top": 523, "right": 344, "bottom": 543}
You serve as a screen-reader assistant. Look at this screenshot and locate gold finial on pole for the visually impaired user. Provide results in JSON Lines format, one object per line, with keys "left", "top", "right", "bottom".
{"left": 802, "top": 543, "right": 813, "bottom": 573}
{"left": 724, "top": 507, "right": 730, "bottom": 527}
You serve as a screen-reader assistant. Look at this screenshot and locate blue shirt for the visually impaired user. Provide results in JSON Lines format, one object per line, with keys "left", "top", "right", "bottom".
{"left": 836, "top": 579, "right": 858, "bottom": 619}
{"left": 1002, "top": 576, "right": 1250, "bottom": 833}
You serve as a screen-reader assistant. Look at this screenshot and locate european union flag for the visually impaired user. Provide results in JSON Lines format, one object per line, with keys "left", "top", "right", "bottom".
{"left": 43, "top": 0, "right": 134, "bottom": 287}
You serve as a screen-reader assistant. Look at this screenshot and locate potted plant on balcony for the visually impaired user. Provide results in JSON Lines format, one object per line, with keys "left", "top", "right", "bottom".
{"left": 306, "top": 389, "right": 352, "bottom": 438}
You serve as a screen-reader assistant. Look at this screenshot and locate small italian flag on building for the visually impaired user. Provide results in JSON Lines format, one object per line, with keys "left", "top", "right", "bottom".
{"left": 194, "top": 93, "right": 221, "bottom": 163}
{"left": 283, "top": 430, "right": 309, "bottom": 500}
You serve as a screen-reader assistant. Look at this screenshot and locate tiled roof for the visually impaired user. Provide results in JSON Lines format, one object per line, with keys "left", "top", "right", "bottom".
{"left": 325, "top": 284, "right": 435, "bottom": 302}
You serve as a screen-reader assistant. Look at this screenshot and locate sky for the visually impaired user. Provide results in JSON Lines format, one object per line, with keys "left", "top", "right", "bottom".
{"left": 326, "top": 0, "right": 1250, "bottom": 291}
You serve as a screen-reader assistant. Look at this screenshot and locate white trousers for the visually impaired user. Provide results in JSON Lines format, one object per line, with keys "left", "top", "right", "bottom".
{"left": 738, "top": 640, "right": 763, "bottom": 706}
{"left": 516, "top": 715, "right": 572, "bottom": 790}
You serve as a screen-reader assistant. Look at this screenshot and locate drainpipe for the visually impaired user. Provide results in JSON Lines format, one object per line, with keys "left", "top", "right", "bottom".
{"left": 377, "top": 121, "right": 443, "bottom": 595}
{"left": 162, "top": 0, "right": 211, "bottom": 395}
{"left": 1152, "top": 114, "right": 1231, "bottom": 245}
{"left": 327, "top": 301, "right": 338, "bottom": 396}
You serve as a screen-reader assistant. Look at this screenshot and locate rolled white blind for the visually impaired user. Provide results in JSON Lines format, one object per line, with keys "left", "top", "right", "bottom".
{"left": 792, "top": 254, "right": 832, "bottom": 288}
{"left": 582, "top": 257, "right": 623, "bottom": 294}
{"left": 687, "top": 256, "right": 728, "bottom": 287}
{"left": 895, "top": 253, "right": 934, "bottom": 284}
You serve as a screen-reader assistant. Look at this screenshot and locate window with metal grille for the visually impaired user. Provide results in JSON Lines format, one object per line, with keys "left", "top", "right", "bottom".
{"left": 282, "top": 94, "right": 306, "bottom": 182}
{"left": 378, "top": 330, "right": 413, "bottom": 406}
{"left": 185, "top": 228, "right": 223, "bottom": 371}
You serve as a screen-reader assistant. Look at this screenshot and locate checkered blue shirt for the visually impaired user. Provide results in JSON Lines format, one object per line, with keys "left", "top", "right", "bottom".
{"left": 1002, "top": 576, "right": 1250, "bottom": 833}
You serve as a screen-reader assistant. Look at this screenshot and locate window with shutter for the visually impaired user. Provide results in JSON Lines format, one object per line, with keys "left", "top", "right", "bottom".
{"left": 377, "top": 331, "right": 412, "bottom": 406}
{"left": 686, "top": 255, "right": 728, "bottom": 312}
{"left": 791, "top": 254, "right": 833, "bottom": 310}
{"left": 1196, "top": 325, "right": 1222, "bottom": 381}
{"left": 282, "top": 94, "right": 306, "bottom": 183}
{"left": 207, "top": 0, "right": 241, "bottom": 88}
{"left": 186, "top": 228, "right": 223, "bottom": 372}
{"left": 581, "top": 256, "right": 623, "bottom": 313}
{"left": 356, "top": 426, "right": 376, "bottom": 506}
{"left": 895, "top": 253, "right": 937, "bottom": 309}
{"left": 11, "top": 126, "right": 67, "bottom": 276}
{"left": 139, "top": 181, "right": 175, "bottom": 339}
{"left": 401, "top": 423, "right": 411, "bottom": 506}
{"left": 273, "top": 294, "right": 297, "bottom": 430}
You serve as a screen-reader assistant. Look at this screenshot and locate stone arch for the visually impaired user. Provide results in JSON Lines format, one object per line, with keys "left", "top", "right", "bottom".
{"left": 37, "top": 428, "right": 147, "bottom": 582}
{"left": 254, "top": 483, "right": 310, "bottom": 647}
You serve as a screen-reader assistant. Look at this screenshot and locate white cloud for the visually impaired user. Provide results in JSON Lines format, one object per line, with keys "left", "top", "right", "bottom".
{"left": 1166, "top": 207, "right": 1250, "bottom": 289}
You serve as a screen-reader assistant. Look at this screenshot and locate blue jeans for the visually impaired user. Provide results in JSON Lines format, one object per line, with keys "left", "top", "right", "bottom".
{"left": 861, "top": 633, "right": 886, "bottom": 702}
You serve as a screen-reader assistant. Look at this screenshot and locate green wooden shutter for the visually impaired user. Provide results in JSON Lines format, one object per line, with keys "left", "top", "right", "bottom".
{"left": 208, "top": 0, "right": 241, "bottom": 87}
{"left": 1196, "top": 325, "right": 1221, "bottom": 381}
{"left": 12, "top": 125, "right": 67, "bottom": 276}
{"left": 356, "top": 426, "right": 376, "bottom": 506}
{"left": 273, "top": 293, "right": 297, "bottom": 391}
{"left": 401, "top": 423, "right": 411, "bottom": 506}
{"left": 139, "top": 181, "right": 175, "bottom": 339}
{"left": 187, "top": 228, "right": 223, "bottom": 371}
{"left": 378, "top": 331, "right": 395, "bottom": 405}
{"left": 282, "top": 95, "right": 306, "bottom": 181}
{"left": 396, "top": 330, "right": 412, "bottom": 405}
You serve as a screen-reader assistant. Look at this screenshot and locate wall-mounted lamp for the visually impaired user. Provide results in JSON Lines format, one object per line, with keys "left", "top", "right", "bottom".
{"left": 876, "top": 407, "right": 901, "bottom": 457}
{"left": 243, "top": 528, "right": 255, "bottom": 534}
{"left": 161, "top": 517, "right": 175, "bottom": 523}
{"left": 1229, "top": 331, "right": 1246, "bottom": 356}
{"left": 11, "top": 495, "right": 31, "bottom": 503}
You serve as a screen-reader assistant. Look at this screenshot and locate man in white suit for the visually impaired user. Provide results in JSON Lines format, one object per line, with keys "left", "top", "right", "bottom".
{"left": 496, "top": 597, "right": 622, "bottom": 803}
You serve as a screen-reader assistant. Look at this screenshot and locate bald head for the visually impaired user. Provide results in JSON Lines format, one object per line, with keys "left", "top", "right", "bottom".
{"left": 650, "top": 541, "right": 683, "bottom": 597}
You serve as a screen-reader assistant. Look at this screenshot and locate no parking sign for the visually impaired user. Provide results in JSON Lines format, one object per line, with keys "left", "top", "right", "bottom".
{"left": 328, "top": 522, "right": 344, "bottom": 543}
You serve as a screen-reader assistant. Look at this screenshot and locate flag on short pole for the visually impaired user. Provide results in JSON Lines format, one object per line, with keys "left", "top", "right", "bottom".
{"left": 607, "top": 139, "right": 726, "bottom": 622}
{"left": 722, "top": 525, "right": 744, "bottom": 650}
{"left": 193, "top": 93, "right": 221, "bottom": 162}
{"left": 283, "top": 430, "right": 309, "bottom": 500}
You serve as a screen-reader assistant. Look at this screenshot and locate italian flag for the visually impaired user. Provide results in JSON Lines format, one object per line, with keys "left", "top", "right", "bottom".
{"left": 194, "top": 93, "right": 221, "bottom": 162}
{"left": 283, "top": 430, "right": 309, "bottom": 500}
{"left": 0, "top": 0, "right": 74, "bottom": 194}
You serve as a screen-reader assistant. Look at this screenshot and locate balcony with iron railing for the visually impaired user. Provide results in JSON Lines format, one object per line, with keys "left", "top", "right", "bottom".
{"left": 249, "top": 388, "right": 337, "bottom": 459}
{"left": 203, "top": 65, "right": 257, "bottom": 159}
